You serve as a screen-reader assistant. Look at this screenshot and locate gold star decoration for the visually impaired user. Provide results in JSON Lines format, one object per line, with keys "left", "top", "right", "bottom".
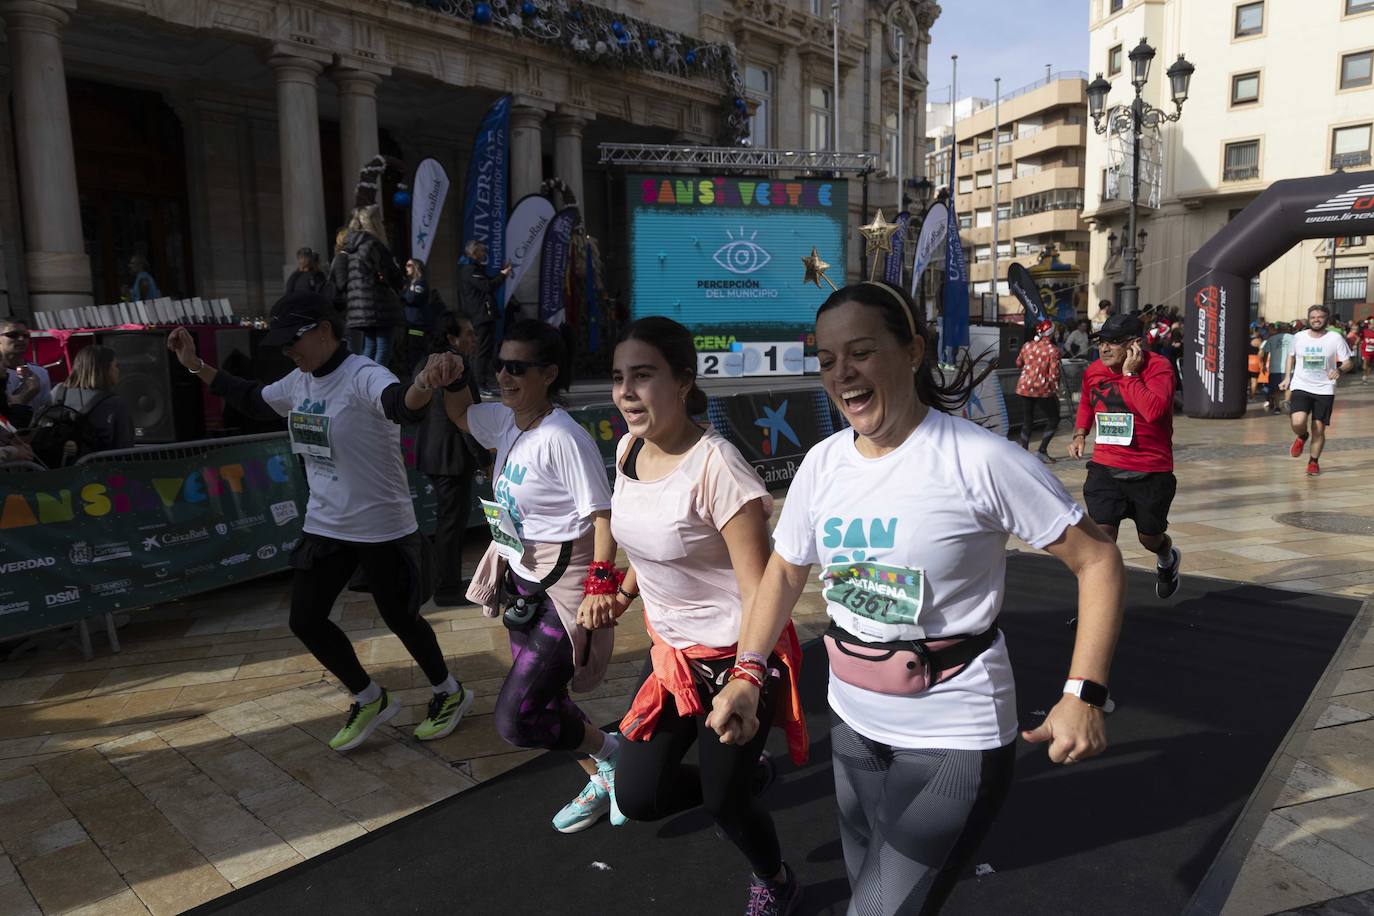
{"left": 859, "top": 209, "right": 900, "bottom": 279}
{"left": 801, "top": 247, "right": 837, "bottom": 291}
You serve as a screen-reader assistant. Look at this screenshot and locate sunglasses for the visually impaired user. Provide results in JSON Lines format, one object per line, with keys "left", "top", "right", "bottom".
{"left": 494, "top": 357, "right": 551, "bottom": 377}
{"left": 1, "top": 331, "right": 29, "bottom": 340}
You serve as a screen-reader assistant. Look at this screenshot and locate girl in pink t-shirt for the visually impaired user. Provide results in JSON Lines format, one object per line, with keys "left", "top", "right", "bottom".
{"left": 608, "top": 317, "right": 806, "bottom": 916}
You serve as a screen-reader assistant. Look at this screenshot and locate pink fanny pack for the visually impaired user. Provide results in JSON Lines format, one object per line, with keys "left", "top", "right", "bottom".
{"left": 822, "top": 621, "right": 999, "bottom": 696}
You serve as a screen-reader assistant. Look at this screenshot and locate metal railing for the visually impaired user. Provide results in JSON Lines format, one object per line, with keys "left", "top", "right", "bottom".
{"left": 73, "top": 432, "right": 288, "bottom": 466}
{"left": 1223, "top": 164, "right": 1260, "bottom": 182}
{"left": 0, "top": 460, "right": 47, "bottom": 473}
{"left": 1332, "top": 151, "right": 1372, "bottom": 170}
{"left": 999, "top": 70, "right": 1090, "bottom": 104}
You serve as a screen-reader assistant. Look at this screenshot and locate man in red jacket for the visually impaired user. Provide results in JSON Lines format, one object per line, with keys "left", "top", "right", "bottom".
{"left": 1068, "top": 314, "right": 1182, "bottom": 599}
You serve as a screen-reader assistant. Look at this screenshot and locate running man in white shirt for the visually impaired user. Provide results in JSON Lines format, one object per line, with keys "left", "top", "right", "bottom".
{"left": 706, "top": 281, "right": 1126, "bottom": 916}
{"left": 1280, "top": 305, "right": 1356, "bottom": 477}
{"left": 169, "top": 292, "right": 474, "bottom": 752}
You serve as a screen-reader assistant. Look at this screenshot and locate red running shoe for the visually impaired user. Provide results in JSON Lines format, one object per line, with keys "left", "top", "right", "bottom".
{"left": 1290, "top": 435, "right": 1309, "bottom": 458}
{"left": 1306, "top": 459, "right": 1320, "bottom": 477}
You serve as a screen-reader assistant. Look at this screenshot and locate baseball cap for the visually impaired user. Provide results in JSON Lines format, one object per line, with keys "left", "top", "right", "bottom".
{"left": 261, "top": 291, "right": 335, "bottom": 347}
{"left": 1090, "top": 313, "right": 1144, "bottom": 342}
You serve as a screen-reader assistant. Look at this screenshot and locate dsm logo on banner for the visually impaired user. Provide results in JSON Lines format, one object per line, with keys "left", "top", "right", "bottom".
{"left": 628, "top": 174, "right": 848, "bottom": 340}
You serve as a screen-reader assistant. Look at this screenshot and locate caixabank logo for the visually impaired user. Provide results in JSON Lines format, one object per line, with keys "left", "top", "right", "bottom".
{"left": 1304, "top": 182, "right": 1374, "bottom": 224}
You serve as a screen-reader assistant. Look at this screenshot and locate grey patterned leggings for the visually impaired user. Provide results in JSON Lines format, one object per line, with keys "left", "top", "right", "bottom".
{"left": 831, "top": 713, "right": 1016, "bottom": 916}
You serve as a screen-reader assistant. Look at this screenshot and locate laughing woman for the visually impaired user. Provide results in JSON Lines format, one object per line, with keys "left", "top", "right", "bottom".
{"left": 433, "top": 319, "right": 624, "bottom": 834}
{"left": 706, "top": 282, "right": 1126, "bottom": 915}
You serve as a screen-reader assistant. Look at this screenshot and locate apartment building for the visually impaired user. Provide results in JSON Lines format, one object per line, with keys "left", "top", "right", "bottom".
{"left": 1085, "top": 0, "right": 1374, "bottom": 321}
{"left": 935, "top": 74, "right": 1092, "bottom": 318}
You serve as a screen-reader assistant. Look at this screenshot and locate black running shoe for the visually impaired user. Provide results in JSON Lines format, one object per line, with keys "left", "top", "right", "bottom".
{"left": 1156, "top": 547, "right": 1182, "bottom": 600}
{"left": 745, "top": 863, "right": 801, "bottom": 916}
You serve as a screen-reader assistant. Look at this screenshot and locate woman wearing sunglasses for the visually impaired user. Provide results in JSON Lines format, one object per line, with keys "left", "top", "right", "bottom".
{"left": 706, "top": 282, "right": 1125, "bottom": 916}
{"left": 428, "top": 319, "right": 623, "bottom": 834}
{"left": 167, "top": 291, "right": 475, "bottom": 752}
{"left": 605, "top": 317, "right": 807, "bottom": 915}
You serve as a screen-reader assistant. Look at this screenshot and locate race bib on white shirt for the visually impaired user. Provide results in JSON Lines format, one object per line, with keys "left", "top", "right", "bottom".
{"left": 481, "top": 498, "right": 526, "bottom": 565}
{"left": 1095, "top": 412, "right": 1134, "bottom": 446}
{"left": 821, "top": 560, "right": 926, "bottom": 631}
{"left": 288, "top": 410, "right": 333, "bottom": 458}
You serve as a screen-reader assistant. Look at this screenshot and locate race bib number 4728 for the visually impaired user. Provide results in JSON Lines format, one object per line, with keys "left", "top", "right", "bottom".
{"left": 821, "top": 561, "right": 924, "bottom": 627}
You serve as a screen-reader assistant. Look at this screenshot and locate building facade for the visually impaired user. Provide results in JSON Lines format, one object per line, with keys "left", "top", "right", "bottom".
{"left": 0, "top": 0, "right": 938, "bottom": 321}
{"left": 1084, "top": 0, "right": 1374, "bottom": 322}
{"left": 932, "top": 74, "right": 1091, "bottom": 319}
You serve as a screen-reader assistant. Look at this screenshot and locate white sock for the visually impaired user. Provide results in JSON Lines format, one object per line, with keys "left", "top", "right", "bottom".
{"left": 433, "top": 674, "right": 459, "bottom": 696}
{"left": 353, "top": 681, "right": 381, "bottom": 705}
{"left": 589, "top": 731, "right": 619, "bottom": 763}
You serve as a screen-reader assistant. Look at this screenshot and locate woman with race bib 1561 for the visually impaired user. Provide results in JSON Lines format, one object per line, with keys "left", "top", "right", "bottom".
{"left": 707, "top": 281, "right": 1126, "bottom": 916}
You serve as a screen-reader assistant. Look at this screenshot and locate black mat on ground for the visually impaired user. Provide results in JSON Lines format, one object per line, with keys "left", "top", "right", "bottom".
{"left": 194, "top": 555, "right": 1359, "bottom": 916}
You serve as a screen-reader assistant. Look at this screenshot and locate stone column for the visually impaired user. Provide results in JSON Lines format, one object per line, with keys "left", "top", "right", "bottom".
{"left": 2, "top": 0, "right": 91, "bottom": 309}
{"left": 269, "top": 46, "right": 329, "bottom": 282}
{"left": 334, "top": 66, "right": 384, "bottom": 212}
{"left": 552, "top": 108, "right": 591, "bottom": 209}
{"left": 510, "top": 102, "right": 549, "bottom": 203}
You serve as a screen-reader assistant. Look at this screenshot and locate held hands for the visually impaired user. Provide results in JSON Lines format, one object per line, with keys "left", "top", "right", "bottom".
{"left": 576, "top": 593, "right": 618, "bottom": 630}
{"left": 419, "top": 352, "right": 464, "bottom": 389}
{"left": 166, "top": 327, "right": 199, "bottom": 371}
{"left": 1021, "top": 695, "right": 1107, "bottom": 765}
{"left": 705, "top": 679, "right": 761, "bottom": 746}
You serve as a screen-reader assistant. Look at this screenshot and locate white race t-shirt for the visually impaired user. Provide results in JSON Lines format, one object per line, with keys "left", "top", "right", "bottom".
{"left": 261, "top": 354, "right": 416, "bottom": 542}
{"left": 467, "top": 404, "right": 611, "bottom": 580}
{"left": 612, "top": 432, "right": 772, "bottom": 650}
{"left": 1290, "top": 330, "right": 1352, "bottom": 396}
{"left": 772, "top": 409, "right": 1083, "bottom": 750}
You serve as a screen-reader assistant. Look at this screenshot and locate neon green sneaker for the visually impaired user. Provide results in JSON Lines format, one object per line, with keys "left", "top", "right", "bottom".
{"left": 414, "top": 685, "right": 474, "bottom": 741}
{"left": 329, "top": 688, "right": 398, "bottom": 751}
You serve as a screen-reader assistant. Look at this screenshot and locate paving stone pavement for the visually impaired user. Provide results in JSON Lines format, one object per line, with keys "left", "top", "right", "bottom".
{"left": 0, "top": 383, "right": 1372, "bottom": 914}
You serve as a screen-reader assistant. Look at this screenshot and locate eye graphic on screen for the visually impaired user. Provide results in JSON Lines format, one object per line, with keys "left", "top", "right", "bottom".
{"left": 713, "top": 227, "right": 772, "bottom": 275}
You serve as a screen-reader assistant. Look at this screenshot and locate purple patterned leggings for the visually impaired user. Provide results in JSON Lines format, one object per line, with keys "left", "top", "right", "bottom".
{"left": 493, "top": 597, "right": 589, "bottom": 752}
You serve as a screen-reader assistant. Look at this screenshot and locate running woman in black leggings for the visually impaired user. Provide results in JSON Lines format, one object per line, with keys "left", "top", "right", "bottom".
{"left": 168, "top": 291, "right": 473, "bottom": 751}
{"left": 708, "top": 282, "right": 1126, "bottom": 915}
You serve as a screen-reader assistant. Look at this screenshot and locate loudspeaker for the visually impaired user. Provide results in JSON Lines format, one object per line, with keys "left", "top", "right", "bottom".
{"left": 96, "top": 330, "right": 205, "bottom": 443}
{"left": 215, "top": 328, "right": 294, "bottom": 434}
{"left": 969, "top": 323, "right": 1026, "bottom": 369}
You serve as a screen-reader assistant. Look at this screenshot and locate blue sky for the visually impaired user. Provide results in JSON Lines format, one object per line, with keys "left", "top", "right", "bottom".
{"left": 926, "top": 1, "right": 1089, "bottom": 107}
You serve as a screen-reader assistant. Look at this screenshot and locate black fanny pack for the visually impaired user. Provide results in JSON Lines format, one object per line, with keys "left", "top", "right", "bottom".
{"left": 498, "top": 541, "right": 573, "bottom": 630}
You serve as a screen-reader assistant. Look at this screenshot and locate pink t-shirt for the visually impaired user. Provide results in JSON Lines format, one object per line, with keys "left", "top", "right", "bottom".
{"left": 611, "top": 431, "right": 772, "bottom": 650}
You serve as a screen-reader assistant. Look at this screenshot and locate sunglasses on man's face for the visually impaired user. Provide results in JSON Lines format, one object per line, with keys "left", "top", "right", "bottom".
{"left": 494, "top": 358, "right": 551, "bottom": 377}
{"left": 1, "top": 331, "right": 29, "bottom": 340}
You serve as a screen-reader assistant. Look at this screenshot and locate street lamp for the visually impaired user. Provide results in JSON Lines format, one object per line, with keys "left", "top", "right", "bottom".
{"left": 1089, "top": 39, "right": 1193, "bottom": 314}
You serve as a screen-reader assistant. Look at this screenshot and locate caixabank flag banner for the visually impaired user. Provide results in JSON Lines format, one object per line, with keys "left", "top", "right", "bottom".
{"left": 1184, "top": 170, "right": 1374, "bottom": 418}
{"left": 628, "top": 174, "right": 849, "bottom": 344}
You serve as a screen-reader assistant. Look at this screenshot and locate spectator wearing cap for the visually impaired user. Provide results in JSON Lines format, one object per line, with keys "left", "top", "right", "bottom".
{"left": 1015, "top": 319, "right": 1063, "bottom": 463}
{"left": 1068, "top": 313, "right": 1183, "bottom": 601}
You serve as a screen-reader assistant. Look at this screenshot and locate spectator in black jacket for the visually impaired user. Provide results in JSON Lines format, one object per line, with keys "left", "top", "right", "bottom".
{"left": 456, "top": 239, "right": 511, "bottom": 395}
{"left": 415, "top": 311, "right": 489, "bottom": 605}
{"left": 402, "top": 258, "right": 433, "bottom": 375}
{"left": 285, "top": 247, "right": 327, "bottom": 296}
{"left": 333, "top": 205, "right": 404, "bottom": 369}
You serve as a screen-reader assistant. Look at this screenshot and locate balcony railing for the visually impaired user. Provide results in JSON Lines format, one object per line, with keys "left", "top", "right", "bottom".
{"left": 1332, "top": 151, "right": 1372, "bottom": 170}
{"left": 1222, "top": 164, "right": 1260, "bottom": 182}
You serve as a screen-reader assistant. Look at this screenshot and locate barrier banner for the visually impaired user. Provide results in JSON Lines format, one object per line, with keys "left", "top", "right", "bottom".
{"left": 410, "top": 158, "right": 450, "bottom": 265}
{"left": 460, "top": 96, "right": 510, "bottom": 318}
{"left": 706, "top": 388, "right": 840, "bottom": 486}
{"left": 0, "top": 440, "right": 306, "bottom": 638}
{"left": 504, "top": 194, "right": 556, "bottom": 308}
{"left": 538, "top": 207, "right": 579, "bottom": 326}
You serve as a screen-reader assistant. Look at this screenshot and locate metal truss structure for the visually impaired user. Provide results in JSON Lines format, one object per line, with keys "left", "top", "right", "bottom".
{"left": 598, "top": 143, "right": 878, "bottom": 174}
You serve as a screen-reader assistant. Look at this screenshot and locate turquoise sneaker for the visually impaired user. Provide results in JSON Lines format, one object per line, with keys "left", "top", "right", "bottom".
{"left": 552, "top": 777, "right": 610, "bottom": 833}
{"left": 598, "top": 741, "right": 626, "bottom": 827}
{"left": 328, "top": 689, "right": 398, "bottom": 751}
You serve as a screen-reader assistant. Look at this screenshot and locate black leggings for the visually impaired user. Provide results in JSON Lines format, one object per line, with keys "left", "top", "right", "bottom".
{"left": 1018, "top": 396, "right": 1061, "bottom": 451}
{"left": 832, "top": 714, "right": 1016, "bottom": 916}
{"left": 615, "top": 657, "right": 782, "bottom": 877}
{"left": 289, "top": 533, "right": 449, "bottom": 695}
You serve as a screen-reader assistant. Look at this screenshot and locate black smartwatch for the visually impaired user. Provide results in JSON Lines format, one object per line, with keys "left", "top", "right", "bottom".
{"left": 1063, "top": 678, "right": 1115, "bottom": 713}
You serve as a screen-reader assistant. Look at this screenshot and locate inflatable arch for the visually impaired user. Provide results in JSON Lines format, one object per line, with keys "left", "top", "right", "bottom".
{"left": 1184, "top": 169, "right": 1374, "bottom": 419}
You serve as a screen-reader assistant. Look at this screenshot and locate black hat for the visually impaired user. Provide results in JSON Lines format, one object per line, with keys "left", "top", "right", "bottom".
{"left": 1090, "top": 313, "right": 1144, "bottom": 342}
{"left": 261, "top": 291, "right": 334, "bottom": 347}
